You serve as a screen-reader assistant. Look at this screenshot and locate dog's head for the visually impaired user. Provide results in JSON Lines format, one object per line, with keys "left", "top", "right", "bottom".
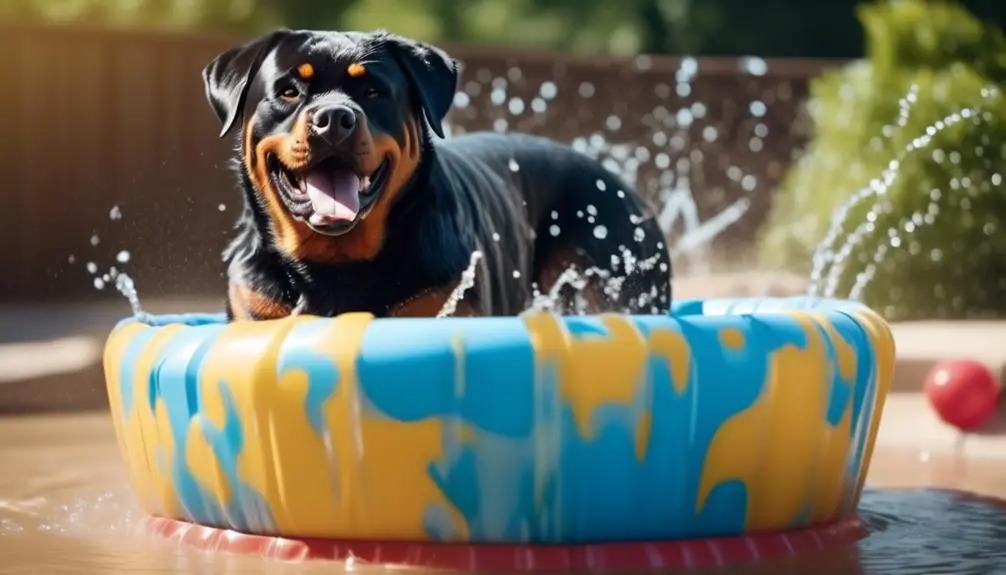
{"left": 202, "top": 30, "right": 458, "bottom": 261}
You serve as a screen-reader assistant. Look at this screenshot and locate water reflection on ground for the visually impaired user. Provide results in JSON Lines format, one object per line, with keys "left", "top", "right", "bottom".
{"left": 1, "top": 413, "right": 1004, "bottom": 575}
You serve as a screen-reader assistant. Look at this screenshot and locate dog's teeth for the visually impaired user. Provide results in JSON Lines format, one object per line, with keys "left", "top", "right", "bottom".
{"left": 360, "top": 176, "right": 371, "bottom": 190}
{"left": 297, "top": 179, "right": 307, "bottom": 193}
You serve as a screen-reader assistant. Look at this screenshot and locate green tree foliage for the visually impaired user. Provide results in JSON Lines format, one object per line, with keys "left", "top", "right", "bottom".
{"left": 4, "top": 0, "right": 1006, "bottom": 59}
{"left": 759, "top": 0, "right": 1006, "bottom": 320}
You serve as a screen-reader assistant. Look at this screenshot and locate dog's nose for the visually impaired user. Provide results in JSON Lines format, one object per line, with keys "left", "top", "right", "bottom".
{"left": 311, "top": 105, "right": 356, "bottom": 142}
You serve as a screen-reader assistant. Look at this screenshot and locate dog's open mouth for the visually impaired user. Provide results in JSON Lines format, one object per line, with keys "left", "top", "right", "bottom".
{"left": 268, "top": 155, "right": 390, "bottom": 235}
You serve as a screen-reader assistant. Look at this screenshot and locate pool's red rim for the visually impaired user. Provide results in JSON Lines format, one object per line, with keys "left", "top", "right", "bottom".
{"left": 143, "top": 515, "right": 865, "bottom": 572}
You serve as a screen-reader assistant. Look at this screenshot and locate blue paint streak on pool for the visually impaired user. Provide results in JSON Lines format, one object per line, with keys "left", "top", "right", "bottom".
{"left": 359, "top": 318, "right": 539, "bottom": 543}
{"left": 635, "top": 315, "right": 789, "bottom": 538}
{"left": 359, "top": 318, "right": 535, "bottom": 437}
{"left": 277, "top": 320, "right": 340, "bottom": 436}
{"left": 147, "top": 325, "right": 228, "bottom": 526}
{"left": 117, "top": 326, "right": 159, "bottom": 422}
{"left": 834, "top": 311, "right": 879, "bottom": 512}
{"left": 200, "top": 379, "right": 277, "bottom": 534}
{"left": 814, "top": 322, "right": 853, "bottom": 428}
{"left": 138, "top": 323, "right": 274, "bottom": 532}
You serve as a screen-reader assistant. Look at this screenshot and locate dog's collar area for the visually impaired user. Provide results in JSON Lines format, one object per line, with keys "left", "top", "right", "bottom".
{"left": 387, "top": 284, "right": 447, "bottom": 316}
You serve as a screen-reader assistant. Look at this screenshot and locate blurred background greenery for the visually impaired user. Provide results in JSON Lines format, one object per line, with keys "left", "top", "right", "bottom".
{"left": 1, "top": 0, "right": 1004, "bottom": 58}
{"left": 2, "top": 0, "right": 1004, "bottom": 320}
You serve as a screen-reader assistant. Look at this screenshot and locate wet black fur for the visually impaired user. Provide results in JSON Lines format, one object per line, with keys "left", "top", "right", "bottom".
{"left": 203, "top": 29, "right": 673, "bottom": 319}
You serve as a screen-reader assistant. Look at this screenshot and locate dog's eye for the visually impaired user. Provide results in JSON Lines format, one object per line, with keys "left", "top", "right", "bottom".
{"left": 278, "top": 87, "right": 301, "bottom": 101}
{"left": 365, "top": 87, "right": 382, "bottom": 100}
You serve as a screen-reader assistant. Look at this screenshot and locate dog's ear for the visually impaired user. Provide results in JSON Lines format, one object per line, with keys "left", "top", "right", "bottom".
{"left": 202, "top": 30, "right": 291, "bottom": 138}
{"left": 379, "top": 33, "right": 459, "bottom": 139}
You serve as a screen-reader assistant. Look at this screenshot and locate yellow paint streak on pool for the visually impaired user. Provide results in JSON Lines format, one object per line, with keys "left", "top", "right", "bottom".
{"left": 719, "top": 328, "right": 745, "bottom": 350}
{"left": 130, "top": 324, "right": 184, "bottom": 517}
{"left": 850, "top": 309, "right": 896, "bottom": 500}
{"left": 633, "top": 323, "right": 694, "bottom": 460}
{"left": 527, "top": 313, "right": 648, "bottom": 440}
{"left": 699, "top": 314, "right": 834, "bottom": 531}
{"left": 150, "top": 398, "right": 179, "bottom": 517}
{"left": 648, "top": 326, "right": 691, "bottom": 395}
{"left": 102, "top": 323, "right": 148, "bottom": 504}
{"left": 322, "top": 314, "right": 467, "bottom": 541}
{"left": 195, "top": 317, "right": 309, "bottom": 533}
{"left": 634, "top": 413, "right": 651, "bottom": 462}
{"left": 807, "top": 314, "right": 855, "bottom": 523}
{"left": 185, "top": 414, "right": 230, "bottom": 515}
{"left": 522, "top": 311, "right": 568, "bottom": 515}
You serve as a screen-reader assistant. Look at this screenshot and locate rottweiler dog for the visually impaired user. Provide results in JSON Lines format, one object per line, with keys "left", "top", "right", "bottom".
{"left": 202, "top": 29, "right": 672, "bottom": 319}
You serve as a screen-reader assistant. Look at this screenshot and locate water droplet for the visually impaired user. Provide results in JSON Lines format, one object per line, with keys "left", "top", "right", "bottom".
{"left": 492, "top": 232, "right": 501, "bottom": 242}
{"left": 538, "top": 81, "right": 557, "bottom": 100}
{"left": 586, "top": 205, "right": 598, "bottom": 216}
{"left": 512, "top": 270, "right": 521, "bottom": 279}
{"left": 593, "top": 225, "right": 608, "bottom": 240}
{"left": 739, "top": 56, "right": 768, "bottom": 76}
{"left": 634, "top": 228, "right": 646, "bottom": 242}
{"left": 93, "top": 277, "right": 105, "bottom": 290}
{"left": 116, "top": 250, "right": 131, "bottom": 264}
{"left": 86, "top": 262, "right": 98, "bottom": 274}
{"left": 549, "top": 225, "right": 561, "bottom": 237}
{"left": 508, "top": 158, "right": 520, "bottom": 172}
{"left": 452, "top": 92, "right": 471, "bottom": 109}
{"left": 67, "top": 255, "right": 75, "bottom": 264}
{"left": 108, "top": 205, "right": 122, "bottom": 220}
{"left": 218, "top": 203, "right": 227, "bottom": 212}
{"left": 507, "top": 97, "right": 525, "bottom": 116}
{"left": 595, "top": 179, "right": 606, "bottom": 191}
{"left": 89, "top": 234, "right": 100, "bottom": 247}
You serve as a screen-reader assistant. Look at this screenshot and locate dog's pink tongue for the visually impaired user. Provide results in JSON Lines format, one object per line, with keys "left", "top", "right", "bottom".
{"left": 305, "top": 170, "right": 360, "bottom": 222}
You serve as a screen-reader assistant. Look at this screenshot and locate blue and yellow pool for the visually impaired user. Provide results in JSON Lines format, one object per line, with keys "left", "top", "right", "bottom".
{"left": 102, "top": 297, "right": 894, "bottom": 569}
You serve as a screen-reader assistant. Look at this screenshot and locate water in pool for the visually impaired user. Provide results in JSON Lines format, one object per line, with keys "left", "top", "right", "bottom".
{"left": 19, "top": 59, "right": 1005, "bottom": 574}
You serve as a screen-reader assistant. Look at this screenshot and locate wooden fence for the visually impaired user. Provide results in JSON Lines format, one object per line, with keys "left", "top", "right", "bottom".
{"left": 0, "top": 23, "right": 841, "bottom": 302}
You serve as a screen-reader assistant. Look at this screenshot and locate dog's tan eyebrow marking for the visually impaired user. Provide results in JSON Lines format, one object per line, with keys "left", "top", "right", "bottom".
{"left": 347, "top": 63, "right": 366, "bottom": 78}
{"left": 297, "top": 63, "right": 314, "bottom": 79}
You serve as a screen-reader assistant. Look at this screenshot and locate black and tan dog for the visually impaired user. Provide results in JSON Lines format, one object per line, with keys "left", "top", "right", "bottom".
{"left": 202, "top": 29, "right": 672, "bottom": 320}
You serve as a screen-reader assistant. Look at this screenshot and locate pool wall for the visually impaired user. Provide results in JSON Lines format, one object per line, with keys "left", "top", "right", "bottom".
{"left": 103, "top": 298, "right": 894, "bottom": 543}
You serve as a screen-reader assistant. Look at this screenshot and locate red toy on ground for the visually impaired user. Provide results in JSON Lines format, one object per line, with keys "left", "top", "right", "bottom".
{"left": 924, "top": 359, "right": 1000, "bottom": 431}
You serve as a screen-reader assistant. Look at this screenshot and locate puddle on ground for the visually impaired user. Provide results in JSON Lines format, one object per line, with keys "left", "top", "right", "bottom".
{"left": 1, "top": 413, "right": 1003, "bottom": 574}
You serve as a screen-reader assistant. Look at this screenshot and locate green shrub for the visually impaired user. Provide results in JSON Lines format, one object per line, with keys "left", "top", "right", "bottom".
{"left": 759, "top": 0, "right": 1006, "bottom": 321}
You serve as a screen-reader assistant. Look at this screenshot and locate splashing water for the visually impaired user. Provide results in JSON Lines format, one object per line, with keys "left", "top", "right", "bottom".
{"left": 436, "top": 251, "right": 484, "bottom": 318}
{"left": 806, "top": 84, "right": 999, "bottom": 299}
{"left": 114, "top": 273, "right": 147, "bottom": 319}
{"left": 526, "top": 247, "right": 666, "bottom": 315}
{"left": 72, "top": 205, "right": 149, "bottom": 320}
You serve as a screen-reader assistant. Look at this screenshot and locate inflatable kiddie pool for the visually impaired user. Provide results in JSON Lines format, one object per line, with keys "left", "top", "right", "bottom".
{"left": 103, "top": 297, "right": 894, "bottom": 571}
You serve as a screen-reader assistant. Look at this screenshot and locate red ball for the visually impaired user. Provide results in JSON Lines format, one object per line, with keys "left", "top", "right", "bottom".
{"left": 924, "top": 359, "right": 1000, "bottom": 431}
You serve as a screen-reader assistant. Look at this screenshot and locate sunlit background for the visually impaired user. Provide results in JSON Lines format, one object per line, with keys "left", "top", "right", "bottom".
{"left": 0, "top": 7, "right": 1005, "bottom": 571}
{"left": 1, "top": 0, "right": 1005, "bottom": 329}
